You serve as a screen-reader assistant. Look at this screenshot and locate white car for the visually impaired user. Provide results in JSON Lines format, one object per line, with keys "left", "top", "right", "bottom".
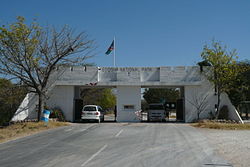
{"left": 81, "top": 105, "right": 105, "bottom": 123}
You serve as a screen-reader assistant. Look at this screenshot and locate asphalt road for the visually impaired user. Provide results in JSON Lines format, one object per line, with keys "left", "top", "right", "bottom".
{"left": 0, "top": 123, "right": 232, "bottom": 167}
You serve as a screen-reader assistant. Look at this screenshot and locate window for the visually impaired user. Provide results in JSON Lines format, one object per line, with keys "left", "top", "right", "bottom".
{"left": 149, "top": 104, "right": 164, "bottom": 110}
{"left": 124, "top": 105, "right": 135, "bottom": 110}
{"left": 98, "top": 106, "right": 103, "bottom": 112}
{"left": 83, "top": 106, "right": 97, "bottom": 111}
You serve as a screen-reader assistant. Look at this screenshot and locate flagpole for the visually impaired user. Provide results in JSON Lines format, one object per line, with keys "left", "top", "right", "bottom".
{"left": 113, "top": 36, "right": 116, "bottom": 67}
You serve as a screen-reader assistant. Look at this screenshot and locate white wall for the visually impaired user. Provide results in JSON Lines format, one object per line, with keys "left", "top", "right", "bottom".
{"left": 220, "top": 93, "right": 243, "bottom": 123}
{"left": 46, "top": 86, "right": 74, "bottom": 121}
{"left": 184, "top": 80, "right": 242, "bottom": 123}
{"left": 184, "top": 84, "right": 214, "bottom": 122}
{"left": 116, "top": 86, "right": 141, "bottom": 122}
{"left": 12, "top": 93, "right": 38, "bottom": 121}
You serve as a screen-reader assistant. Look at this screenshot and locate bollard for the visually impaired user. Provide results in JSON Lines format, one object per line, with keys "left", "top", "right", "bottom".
{"left": 41, "top": 110, "right": 51, "bottom": 126}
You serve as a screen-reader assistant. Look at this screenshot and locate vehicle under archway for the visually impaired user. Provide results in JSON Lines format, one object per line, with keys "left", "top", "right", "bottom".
{"left": 141, "top": 87, "right": 184, "bottom": 122}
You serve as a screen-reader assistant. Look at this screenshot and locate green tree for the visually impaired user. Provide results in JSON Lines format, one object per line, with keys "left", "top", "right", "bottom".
{"left": 0, "top": 16, "right": 94, "bottom": 121}
{"left": 143, "top": 88, "right": 180, "bottom": 104}
{"left": 80, "top": 88, "right": 116, "bottom": 111}
{"left": 200, "top": 40, "right": 242, "bottom": 118}
{"left": 0, "top": 78, "right": 27, "bottom": 125}
{"left": 227, "top": 60, "right": 250, "bottom": 107}
{"left": 141, "top": 99, "right": 149, "bottom": 112}
{"left": 97, "top": 89, "right": 116, "bottom": 110}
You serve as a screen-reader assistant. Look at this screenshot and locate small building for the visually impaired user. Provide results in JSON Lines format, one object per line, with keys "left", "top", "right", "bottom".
{"left": 12, "top": 66, "right": 242, "bottom": 123}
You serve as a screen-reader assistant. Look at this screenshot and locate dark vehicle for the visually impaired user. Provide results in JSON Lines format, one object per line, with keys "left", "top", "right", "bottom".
{"left": 147, "top": 103, "right": 166, "bottom": 122}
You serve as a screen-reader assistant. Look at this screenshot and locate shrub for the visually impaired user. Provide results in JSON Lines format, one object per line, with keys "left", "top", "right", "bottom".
{"left": 49, "top": 108, "right": 65, "bottom": 121}
{"left": 209, "top": 110, "right": 216, "bottom": 120}
{"left": 218, "top": 105, "right": 229, "bottom": 120}
{"left": 0, "top": 79, "right": 27, "bottom": 126}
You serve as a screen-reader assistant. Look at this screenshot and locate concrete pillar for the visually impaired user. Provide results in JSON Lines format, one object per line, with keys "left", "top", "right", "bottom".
{"left": 116, "top": 86, "right": 141, "bottom": 122}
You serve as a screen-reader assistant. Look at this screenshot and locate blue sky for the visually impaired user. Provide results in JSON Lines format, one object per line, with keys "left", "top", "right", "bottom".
{"left": 1, "top": 0, "right": 250, "bottom": 67}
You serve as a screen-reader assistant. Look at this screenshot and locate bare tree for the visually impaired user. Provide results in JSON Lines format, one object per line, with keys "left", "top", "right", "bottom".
{"left": 0, "top": 16, "right": 95, "bottom": 121}
{"left": 186, "top": 92, "right": 209, "bottom": 121}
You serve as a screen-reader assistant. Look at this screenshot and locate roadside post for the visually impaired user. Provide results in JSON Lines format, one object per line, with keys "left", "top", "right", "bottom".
{"left": 41, "top": 110, "right": 51, "bottom": 126}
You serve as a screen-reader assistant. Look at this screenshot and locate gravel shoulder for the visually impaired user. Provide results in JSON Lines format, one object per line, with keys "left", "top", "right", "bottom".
{"left": 198, "top": 128, "right": 250, "bottom": 167}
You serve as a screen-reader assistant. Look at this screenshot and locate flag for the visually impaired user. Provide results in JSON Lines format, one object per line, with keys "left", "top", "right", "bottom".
{"left": 105, "top": 40, "right": 114, "bottom": 55}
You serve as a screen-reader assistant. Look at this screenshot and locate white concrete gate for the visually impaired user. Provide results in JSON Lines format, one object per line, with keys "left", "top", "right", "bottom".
{"left": 12, "top": 66, "right": 243, "bottom": 123}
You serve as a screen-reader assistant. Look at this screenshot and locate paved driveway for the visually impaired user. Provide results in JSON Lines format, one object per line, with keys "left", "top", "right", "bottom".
{"left": 0, "top": 123, "right": 232, "bottom": 167}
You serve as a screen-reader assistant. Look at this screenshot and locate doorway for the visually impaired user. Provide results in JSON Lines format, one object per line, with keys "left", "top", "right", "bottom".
{"left": 73, "top": 86, "right": 117, "bottom": 122}
{"left": 141, "top": 87, "right": 185, "bottom": 122}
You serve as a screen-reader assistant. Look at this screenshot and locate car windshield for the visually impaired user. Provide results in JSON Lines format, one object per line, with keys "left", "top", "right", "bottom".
{"left": 83, "top": 106, "right": 97, "bottom": 111}
{"left": 149, "top": 105, "right": 164, "bottom": 110}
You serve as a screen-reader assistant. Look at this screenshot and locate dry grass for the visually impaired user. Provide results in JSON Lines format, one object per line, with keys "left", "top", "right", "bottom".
{"left": 191, "top": 121, "right": 250, "bottom": 130}
{"left": 0, "top": 121, "right": 69, "bottom": 143}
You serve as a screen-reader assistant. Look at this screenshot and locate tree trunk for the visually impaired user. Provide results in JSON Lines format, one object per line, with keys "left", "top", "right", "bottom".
{"left": 215, "top": 90, "right": 221, "bottom": 119}
{"left": 197, "top": 111, "right": 200, "bottom": 121}
{"left": 37, "top": 93, "right": 45, "bottom": 122}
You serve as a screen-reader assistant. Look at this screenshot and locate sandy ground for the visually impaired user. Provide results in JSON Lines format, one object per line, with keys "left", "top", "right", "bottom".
{"left": 199, "top": 128, "right": 250, "bottom": 167}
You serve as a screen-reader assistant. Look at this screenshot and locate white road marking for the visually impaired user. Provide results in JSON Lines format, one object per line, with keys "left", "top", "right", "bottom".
{"left": 81, "top": 144, "right": 108, "bottom": 167}
{"left": 78, "top": 129, "right": 87, "bottom": 132}
{"left": 65, "top": 128, "right": 73, "bottom": 132}
{"left": 115, "top": 129, "right": 123, "bottom": 138}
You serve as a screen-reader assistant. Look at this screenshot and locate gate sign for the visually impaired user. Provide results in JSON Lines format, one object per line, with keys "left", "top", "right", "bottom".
{"left": 41, "top": 110, "right": 51, "bottom": 122}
